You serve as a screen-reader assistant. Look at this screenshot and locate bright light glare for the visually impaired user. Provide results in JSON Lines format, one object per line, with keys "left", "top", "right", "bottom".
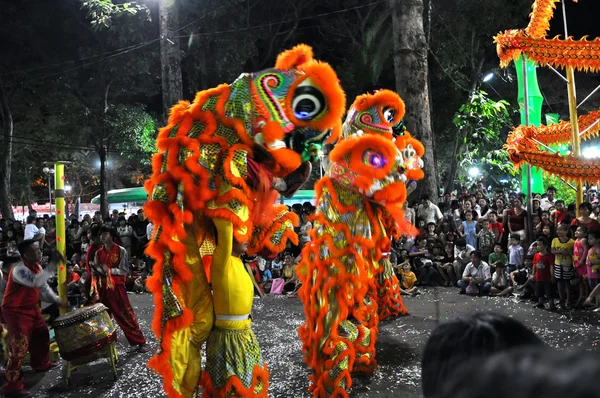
{"left": 468, "top": 167, "right": 480, "bottom": 177}
{"left": 65, "top": 185, "right": 72, "bottom": 192}
{"left": 583, "top": 147, "right": 600, "bottom": 159}
{"left": 483, "top": 73, "right": 495, "bottom": 83}
{"left": 499, "top": 178, "right": 509, "bottom": 184}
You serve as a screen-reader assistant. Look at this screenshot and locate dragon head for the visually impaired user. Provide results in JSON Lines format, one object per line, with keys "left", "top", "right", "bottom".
{"left": 342, "top": 89, "right": 404, "bottom": 139}
{"left": 328, "top": 134, "right": 407, "bottom": 206}
{"left": 394, "top": 130, "right": 425, "bottom": 182}
{"left": 248, "top": 44, "right": 346, "bottom": 176}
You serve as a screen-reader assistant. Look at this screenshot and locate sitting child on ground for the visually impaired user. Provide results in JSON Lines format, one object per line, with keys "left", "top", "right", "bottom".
{"left": 399, "top": 262, "right": 418, "bottom": 296}
{"left": 491, "top": 262, "right": 513, "bottom": 296}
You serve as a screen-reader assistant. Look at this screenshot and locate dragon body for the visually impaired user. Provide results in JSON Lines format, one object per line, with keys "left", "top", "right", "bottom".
{"left": 297, "top": 91, "right": 422, "bottom": 397}
{"left": 144, "top": 44, "right": 346, "bottom": 398}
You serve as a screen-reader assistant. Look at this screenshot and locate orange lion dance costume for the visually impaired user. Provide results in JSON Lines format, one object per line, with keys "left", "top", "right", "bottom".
{"left": 144, "top": 44, "right": 345, "bottom": 398}
{"left": 297, "top": 90, "right": 422, "bottom": 397}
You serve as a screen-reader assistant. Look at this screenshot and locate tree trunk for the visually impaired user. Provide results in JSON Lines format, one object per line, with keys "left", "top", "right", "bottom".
{"left": 99, "top": 145, "right": 109, "bottom": 218}
{"left": 390, "top": 0, "right": 439, "bottom": 203}
{"left": 159, "top": 0, "right": 183, "bottom": 121}
{"left": 445, "top": 130, "right": 467, "bottom": 194}
{"left": 0, "top": 83, "right": 14, "bottom": 219}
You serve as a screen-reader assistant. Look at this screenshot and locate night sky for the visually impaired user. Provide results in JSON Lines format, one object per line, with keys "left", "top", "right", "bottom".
{"left": 548, "top": 1, "right": 600, "bottom": 38}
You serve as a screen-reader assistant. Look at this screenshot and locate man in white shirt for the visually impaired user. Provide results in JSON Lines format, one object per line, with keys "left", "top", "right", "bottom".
{"left": 457, "top": 251, "right": 492, "bottom": 295}
{"left": 453, "top": 238, "right": 476, "bottom": 283}
{"left": 23, "top": 216, "right": 44, "bottom": 246}
{"left": 539, "top": 186, "right": 557, "bottom": 211}
{"left": 417, "top": 195, "right": 443, "bottom": 227}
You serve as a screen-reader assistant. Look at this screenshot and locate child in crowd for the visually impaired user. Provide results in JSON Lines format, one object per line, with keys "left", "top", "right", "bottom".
{"left": 536, "top": 210, "right": 553, "bottom": 234}
{"left": 513, "top": 255, "right": 534, "bottom": 299}
{"left": 488, "top": 243, "right": 508, "bottom": 273}
{"left": 431, "top": 244, "right": 449, "bottom": 286}
{"left": 460, "top": 211, "right": 478, "bottom": 249}
{"left": 551, "top": 224, "right": 575, "bottom": 309}
{"left": 585, "top": 231, "right": 600, "bottom": 309}
{"left": 426, "top": 222, "right": 438, "bottom": 248}
{"left": 398, "top": 262, "right": 418, "bottom": 296}
{"left": 271, "top": 253, "right": 283, "bottom": 278}
{"left": 487, "top": 211, "right": 504, "bottom": 244}
{"left": 508, "top": 233, "right": 524, "bottom": 274}
{"left": 409, "top": 236, "right": 429, "bottom": 269}
{"left": 573, "top": 226, "right": 589, "bottom": 308}
{"left": 477, "top": 219, "right": 495, "bottom": 259}
{"left": 554, "top": 200, "right": 568, "bottom": 224}
{"left": 532, "top": 237, "right": 556, "bottom": 311}
{"left": 440, "top": 243, "right": 456, "bottom": 286}
{"left": 491, "top": 262, "right": 512, "bottom": 296}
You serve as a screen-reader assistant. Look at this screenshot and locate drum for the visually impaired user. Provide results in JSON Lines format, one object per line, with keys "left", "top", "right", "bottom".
{"left": 53, "top": 303, "right": 117, "bottom": 366}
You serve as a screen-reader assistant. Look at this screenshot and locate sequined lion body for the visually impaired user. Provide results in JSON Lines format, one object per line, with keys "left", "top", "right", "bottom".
{"left": 298, "top": 90, "right": 419, "bottom": 397}
{"left": 144, "top": 44, "right": 346, "bottom": 398}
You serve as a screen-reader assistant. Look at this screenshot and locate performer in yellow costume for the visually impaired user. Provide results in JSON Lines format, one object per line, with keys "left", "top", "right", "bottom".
{"left": 200, "top": 218, "right": 268, "bottom": 396}
{"left": 144, "top": 44, "right": 346, "bottom": 398}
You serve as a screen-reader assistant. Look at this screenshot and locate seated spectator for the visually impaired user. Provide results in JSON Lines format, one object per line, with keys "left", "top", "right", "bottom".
{"left": 398, "top": 262, "right": 418, "bottom": 296}
{"left": 513, "top": 255, "right": 535, "bottom": 300}
{"left": 421, "top": 313, "right": 543, "bottom": 398}
{"left": 439, "top": 243, "right": 456, "bottom": 286}
{"left": 438, "top": 347, "right": 600, "bottom": 398}
{"left": 491, "top": 262, "right": 512, "bottom": 296}
{"left": 271, "top": 253, "right": 283, "bottom": 278}
{"left": 425, "top": 222, "right": 438, "bottom": 248}
{"left": 453, "top": 238, "right": 475, "bottom": 281}
{"left": 457, "top": 251, "right": 491, "bottom": 295}
{"left": 431, "top": 244, "right": 449, "bottom": 285}
{"left": 282, "top": 253, "right": 298, "bottom": 292}
{"left": 409, "top": 236, "right": 429, "bottom": 268}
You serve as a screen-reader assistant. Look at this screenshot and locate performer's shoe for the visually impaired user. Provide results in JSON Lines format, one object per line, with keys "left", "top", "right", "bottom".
{"left": 282, "top": 161, "right": 312, "bottom": 198}
{"left": 3, "top": 389, "right": 32, "bottom": 397}
{"left": 137, "top": 343, "right": 150, "bottom": 353}
{"left": 34, "top": 361, "right": 60, "bottom": 373}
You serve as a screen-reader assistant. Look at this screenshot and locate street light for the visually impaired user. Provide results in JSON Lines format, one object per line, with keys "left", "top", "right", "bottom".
{"left": 483, "top": 73, "right": 495, "bottom": 83}
{"left": 65, "top": 185, "right": 72, "bottom": 192}
{"left": 583, "top": 146, "right": 600, "bottom": 159}
{"left": 468, "top": 166, "right": 480, "bottom": 177}
{"left": 42, "top": 167, "right": 55, "bottom": 216}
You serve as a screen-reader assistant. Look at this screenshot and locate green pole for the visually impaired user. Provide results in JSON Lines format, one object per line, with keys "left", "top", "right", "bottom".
{"left": 515, "top": 56, "right": 545, "bottom": 195}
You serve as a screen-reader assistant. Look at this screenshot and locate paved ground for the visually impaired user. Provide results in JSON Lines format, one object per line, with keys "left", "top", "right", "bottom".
{"left": 23, "top": 288, "right": 600, "bottom": 397}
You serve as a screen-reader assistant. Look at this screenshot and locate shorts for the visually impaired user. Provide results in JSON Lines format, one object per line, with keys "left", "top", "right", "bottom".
{"left": 535, "top": 281, "right": 553, "bottom": 299}
{"left": 553, "top": 264, "right": 574, "bottom": 281}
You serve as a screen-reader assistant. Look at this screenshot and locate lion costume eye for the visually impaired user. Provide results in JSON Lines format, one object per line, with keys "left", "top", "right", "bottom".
{"left": 363, "top": 150, "right": 387, "bottom": 168}
{"left": 382, "top": 107, "right": 395, "bottom": 124}
{"left": 292, "top": 80, "right": 326, "bottom": 121}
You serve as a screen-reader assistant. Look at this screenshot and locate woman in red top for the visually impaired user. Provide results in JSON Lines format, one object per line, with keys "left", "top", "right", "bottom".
{"left": 571, "top": 202, "right": 600, "bottom": 234}
{"left": 508, "top": 197, "right": 528, "bottom": 246}
{"left": 532, "top": 237, "right": 556, "bottom": 311}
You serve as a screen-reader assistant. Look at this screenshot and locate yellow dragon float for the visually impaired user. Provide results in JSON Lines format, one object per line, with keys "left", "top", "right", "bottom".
{"left": 496, "top": 0, "right": 600, "bottom": 183}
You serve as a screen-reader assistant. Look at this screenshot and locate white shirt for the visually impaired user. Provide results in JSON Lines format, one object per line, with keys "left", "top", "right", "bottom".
{"left": 300, "top": 221, "right": 312, "bottom": 243}
{"left": 509, "top": 244, "right": 524, "bottom": 266}
{"left": 540, "top": 197, "right": 555, "bottom": 211}
{"left": 146, "top": 222, "right": 154, "bottom": 240}
{"left": 10, "top": 261, "right": 59, "bottom": 304}
{"left": 24, "top": 223, "right": 39, "bottom": 240}
{"left": 418, "top": 203, "right": 443, "bottom": 225}
{"left": 454, "top": 244, "right": 476, "bottom": 263}
{"left": 462, "top": 261, "right": 491, "bottom": 281}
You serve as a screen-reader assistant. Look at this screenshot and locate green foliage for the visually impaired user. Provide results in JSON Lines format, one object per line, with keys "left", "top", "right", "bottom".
{"left": 543, "top": 176, "right": 576, "bottom": 205}
{"left": 109, "top": 105, "right": 157, "bottom": 164}
{"left": 452, "top": 90, "right": 516, "bottom": 187}
{"left": 81, "top": 0, "right": 150, "bottom": 30}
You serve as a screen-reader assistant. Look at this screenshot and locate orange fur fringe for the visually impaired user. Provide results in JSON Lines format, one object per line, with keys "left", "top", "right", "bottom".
{"left": 199, "top": 364, "right": 270, "bottom": 398}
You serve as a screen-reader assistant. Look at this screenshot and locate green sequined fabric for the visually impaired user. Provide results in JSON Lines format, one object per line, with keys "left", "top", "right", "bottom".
{"left": 205, "top": 326, "right": 266, "bottom": 396}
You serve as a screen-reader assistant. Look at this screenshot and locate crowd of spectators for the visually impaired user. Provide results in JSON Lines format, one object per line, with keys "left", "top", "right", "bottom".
{"left": 0, "top": 208, "right": 152, "bottom": 306}
{"left": 394, "top": 183, "right": 600, "bottom": 312}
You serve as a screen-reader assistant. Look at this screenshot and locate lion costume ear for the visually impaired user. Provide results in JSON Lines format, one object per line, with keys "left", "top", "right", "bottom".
{"left": 275, "top": 44, "right": 314, "bottom": 70}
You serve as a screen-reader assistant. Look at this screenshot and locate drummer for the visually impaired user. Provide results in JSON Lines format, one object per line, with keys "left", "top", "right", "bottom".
{"left": 2, "top": 239, "right": 67, "bottom": 398}
{"left": 92, "top": 226, "right": 149, "bottom": 353}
